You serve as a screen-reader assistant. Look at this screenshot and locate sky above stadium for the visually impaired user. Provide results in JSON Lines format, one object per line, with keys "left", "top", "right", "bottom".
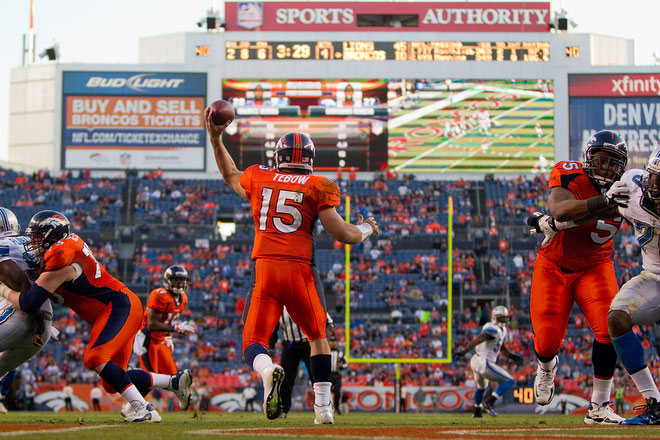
{"left": 1, "top": 0, "right": 659, "bottom": 163}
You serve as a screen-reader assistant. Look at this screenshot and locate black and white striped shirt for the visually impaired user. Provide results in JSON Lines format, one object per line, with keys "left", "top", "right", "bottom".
{"left": 331, "top": 348, "right": 347, "bottom": 373}
{"left": 280, "top": 307, "right": 334, "bottom": 344}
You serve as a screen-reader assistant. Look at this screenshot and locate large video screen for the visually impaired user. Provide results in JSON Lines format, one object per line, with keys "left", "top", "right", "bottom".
{"left": 222, "top": 79, "right": 389, "bottom": 171}
{"left": 222, "top": 78, "right": 554, "bottom": 173}
{"left": 387, "top": 79, "right": 555, "bottom": 173}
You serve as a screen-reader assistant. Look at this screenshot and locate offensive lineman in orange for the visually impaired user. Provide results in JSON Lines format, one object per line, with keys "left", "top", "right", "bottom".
{"left": 527, "top": 130, "right": 629, "bottom": 424}
{"left": 0, "top": 211, "right": 193, "bottom": 422}
{"left": 206, "top": 110, "right": 379, "bottom": 425}
{"left": 136, "top": 265, "right": 195, "bottom": 376}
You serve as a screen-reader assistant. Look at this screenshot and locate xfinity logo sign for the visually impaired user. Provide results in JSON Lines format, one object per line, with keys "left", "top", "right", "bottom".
{"left": 85, "top": 74, "right": 185, "bottom": 91}
{"left": 611, "top": 75, "right": 660, "bottom": 96}
{"left": 422, "top": 8, "right": 548, "bottom": 25}
{"left": 275, "top": 8, "right": 353, "bottom": 24}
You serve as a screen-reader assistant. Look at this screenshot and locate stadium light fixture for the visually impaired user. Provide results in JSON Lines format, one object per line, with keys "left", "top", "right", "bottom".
{"left": 39, "top": 41, "right": 60, "bottom": 62}
{"left": 197, "top": 7, "right": 225, "bottom": 32}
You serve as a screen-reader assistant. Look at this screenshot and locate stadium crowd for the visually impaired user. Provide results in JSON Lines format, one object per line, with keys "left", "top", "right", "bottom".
{"left": 0, "top": 166, "right": 654, "bottom": 408}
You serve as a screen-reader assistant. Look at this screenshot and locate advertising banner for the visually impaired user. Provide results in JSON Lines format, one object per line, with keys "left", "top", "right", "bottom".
{"left": 62, "top": 72, "right": 207, "bottom": 170}
{"left": 225, "top": 2, "right": 550, "bottom": 33}
{"left": 569, "top": 74, "right": 660, "bottom": 169}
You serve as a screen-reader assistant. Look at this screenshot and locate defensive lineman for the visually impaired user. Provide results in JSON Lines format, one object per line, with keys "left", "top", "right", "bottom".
{"left": 534, "top": 147, "right": 660, "bottom": 424}
{"left": 0, "top": 207, "right": 52, "bottom": 412}
{"left": 454, "top": 306, "right": 522, "bottom": 417}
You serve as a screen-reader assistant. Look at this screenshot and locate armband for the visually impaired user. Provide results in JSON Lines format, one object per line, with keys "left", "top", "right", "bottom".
{"left": 357, "top": 223, "right": 373, "bottom": 242}
{"left": 587, "top": 195, "right": 608, "bottom": 213}
{"left": 19, "top": 285, "right": 51, "bottom": 314}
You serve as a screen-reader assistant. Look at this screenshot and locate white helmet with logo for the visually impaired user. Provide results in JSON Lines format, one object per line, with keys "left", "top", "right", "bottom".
{"left": 0, "top": 207, "right": 20, "bottom": 238}
{"left": 491, "top": 305, "right": 510, "bottom": 328}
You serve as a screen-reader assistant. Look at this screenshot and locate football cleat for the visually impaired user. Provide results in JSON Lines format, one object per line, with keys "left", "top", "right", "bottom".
{"left": 584, "top": 401, "right": 625, "bottom": 425}
{"left": 480, "top": 399, "right": 498, "bottom": 417}
{"left": 123, "top": 401, "right": 161, "bottom": 423}
{"left": 120, "top": 402, "right": 133, "bottom": 418}
{"left": 472, "top": 405, "right": 483, "bottom": 418}
{"left": 534, "top": 356, "right": 558, "bottom": 405}
{"left": 262, "top": 364, "right": 285, "bottom": 420}
{"left": 169, "top": 369, "right": 193, "bottom": 410}
{"left": 314, "top": 403, "right": 335, "bottom": 425}
{"left": 0, "top": 399, "right": 7, "bottom": 414}
{"left": 621, "top": 398, "right": 660, "bottom": 425}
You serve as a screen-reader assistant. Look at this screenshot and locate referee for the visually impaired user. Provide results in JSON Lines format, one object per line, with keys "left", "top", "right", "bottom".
{"left": 269, "top": 307, "right": 334, "bottom": 417}
{"left": 330, "top": 338, "right": 347, "bottom": 414}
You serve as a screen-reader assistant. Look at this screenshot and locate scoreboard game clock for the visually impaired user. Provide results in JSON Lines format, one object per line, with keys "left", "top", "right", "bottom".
{"left": 225, "top": 40, "right": 550, "bottom": 62}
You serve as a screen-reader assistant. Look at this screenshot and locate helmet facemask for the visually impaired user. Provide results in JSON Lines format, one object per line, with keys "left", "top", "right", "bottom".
{"left": 583, "top": 149, "right": 627, "bottom": 189}
{"left": 165, "top": 275, "right": 188, "bottom": 295}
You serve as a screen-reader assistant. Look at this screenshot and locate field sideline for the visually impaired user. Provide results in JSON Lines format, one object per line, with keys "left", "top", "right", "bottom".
{"left": 0, "top": 412, "right": 658, "bottom": 440}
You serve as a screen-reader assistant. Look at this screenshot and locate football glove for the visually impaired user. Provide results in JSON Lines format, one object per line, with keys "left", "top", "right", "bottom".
{"left": 164, "top": 336, "right": 174, "bottom": 353}
{"left": 604, "top": 181, "right": 630, "bottom": 208}
{"left": 174, "top": 321, "right": 196, "bottom": 335}
{"left": 526, "top": 212, "right": 557, "bottom": 247}
{"left": 509, "top": 354, "right": 524, "bottom": 366}
{"left": 453, "top": 348, "right": 467, "bottom": 358}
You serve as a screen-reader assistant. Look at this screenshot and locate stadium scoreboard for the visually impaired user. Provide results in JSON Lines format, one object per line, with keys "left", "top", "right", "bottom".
{"left": 225, "top": 41, "right": 551, "bottom": 62}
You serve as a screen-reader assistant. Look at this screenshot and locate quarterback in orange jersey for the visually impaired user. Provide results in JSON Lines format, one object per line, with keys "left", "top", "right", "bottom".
{"left": 0, "top": 211, "right": 193, "bottom": 423}
{"left": 206, "top": 109, "right": 379, "bottom": 425}
{"left": 136, "top": 265, "right": 195, "bottom": 376}
{"left": 527, "top": 130, "right": 629, "bottom": 424}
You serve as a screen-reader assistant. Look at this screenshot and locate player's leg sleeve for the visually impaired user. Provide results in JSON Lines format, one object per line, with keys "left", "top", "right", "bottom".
{"left": 530, "top": 258, "right": 574, "bottom": 360}
{"left": 242, "top": 259, "right": 283, "bottom": 355}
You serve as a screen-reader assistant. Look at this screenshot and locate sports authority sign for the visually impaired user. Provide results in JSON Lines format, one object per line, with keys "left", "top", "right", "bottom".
{"left": 225, "top": 2, "right": 550, "bottom": 32}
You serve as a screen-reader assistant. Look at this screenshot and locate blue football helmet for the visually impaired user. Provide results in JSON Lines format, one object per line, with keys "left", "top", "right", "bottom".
{"left": 582, "top": 130, "right": 628, "bottom": 189}
{"left": 274, "top": 132, "right": 315, "bottom": 173}
{"left": 24, "top": 210, "right": 70, "bottom": 256}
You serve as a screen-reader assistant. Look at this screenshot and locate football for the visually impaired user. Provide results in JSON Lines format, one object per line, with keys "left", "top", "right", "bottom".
{"left": 208, "top": 99, "right": 235, "bottom": 125}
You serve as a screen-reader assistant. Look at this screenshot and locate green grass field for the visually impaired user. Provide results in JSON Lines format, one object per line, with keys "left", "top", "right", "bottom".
{"left": 1, "top": 411, "right": 659, "bottom": 440}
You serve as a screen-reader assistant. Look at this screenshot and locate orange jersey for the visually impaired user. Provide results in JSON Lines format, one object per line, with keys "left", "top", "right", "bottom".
{"left": 240, "top": 165, "right": 341, "bottom": 263}
{"left": 538, "top": 161, "right": 622, "bottom": 271}
{"left": 42, "top": 233, "right": 128, "bottom": 325}
{"left": 140, "top": 287, "right": 188, "bottom": 343}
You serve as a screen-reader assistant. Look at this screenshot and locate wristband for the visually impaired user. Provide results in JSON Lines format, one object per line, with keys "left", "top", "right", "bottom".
{"left": 587, "top": 195, "right": 608, "bottom": 213}
{"left": 553, "top": 219, "right": 577, "bottom": 230}
{"left": 356, "top": 223, "right": 373, "bottom": 242}
{"left": 0, "top": 284, "right": 12, "bottom": 299}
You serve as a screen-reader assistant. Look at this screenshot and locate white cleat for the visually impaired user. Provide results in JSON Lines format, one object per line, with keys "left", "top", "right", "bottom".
{"left": 262, "top": 364, "right": 285, "bottom": 420}
{"left": 0, "top": 400, "right": 7, "bottom": 414}
{"left": 534, "top": 356, "right": 558, "bottom": 406}
{"left": 584, "top": 401, "right": 626, "bottom": 425}
{"left": 123, "top": 401, "right": 161, "bottom": 423}
{"left": 314, "top": 403, "right": 335, "bottom": 425}
{"left": 169, "top": 369, "right": 193, "bottom": 410}
{"left": 120, "top": 401, "right": 133, "bottom": 418}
